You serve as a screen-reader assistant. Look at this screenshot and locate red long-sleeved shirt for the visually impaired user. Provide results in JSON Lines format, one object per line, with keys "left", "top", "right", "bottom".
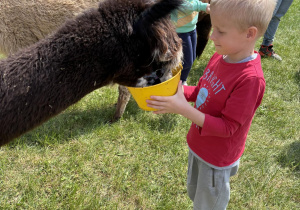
{"left": 184, "top": 52, "right": 265, "bottom": 167}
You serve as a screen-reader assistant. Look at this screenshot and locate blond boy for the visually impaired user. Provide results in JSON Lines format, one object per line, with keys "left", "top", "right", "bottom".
{"left": 147, "top": 0, "right": 276, "bottom": 209}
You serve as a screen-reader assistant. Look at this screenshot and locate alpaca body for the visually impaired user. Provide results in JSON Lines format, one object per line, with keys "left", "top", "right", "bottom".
{"left": 0, "top": 0, "right": 210, "bottom": 123}
{"left": 0, "top": 0, "right": 183, "bottom": 146}
{"left": 0, "top": 0, "right": 100, "bottom": 55}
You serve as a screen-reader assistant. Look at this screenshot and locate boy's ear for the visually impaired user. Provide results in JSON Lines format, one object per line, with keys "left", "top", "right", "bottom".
{"left": 246, "top": 26, "right": 258, "bottom": 39}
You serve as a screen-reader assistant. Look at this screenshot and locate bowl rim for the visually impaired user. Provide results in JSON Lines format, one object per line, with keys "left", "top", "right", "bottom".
{"left": 126, "top": 65, "right": 182, "bottom": 90}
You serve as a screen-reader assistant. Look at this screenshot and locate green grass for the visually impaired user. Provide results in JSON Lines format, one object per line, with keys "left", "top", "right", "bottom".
{"left": 0, "top": 3, "right": 299, "bottom": 209}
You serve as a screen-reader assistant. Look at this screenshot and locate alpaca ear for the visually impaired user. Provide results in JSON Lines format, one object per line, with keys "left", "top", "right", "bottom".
{"left": 133, "top": 0, "right": 182, "bottom": 36}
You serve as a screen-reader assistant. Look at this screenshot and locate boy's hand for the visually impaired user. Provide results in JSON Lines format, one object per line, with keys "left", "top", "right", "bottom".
{"left": 146, "top": 81, "right": 190, "bottom": 115}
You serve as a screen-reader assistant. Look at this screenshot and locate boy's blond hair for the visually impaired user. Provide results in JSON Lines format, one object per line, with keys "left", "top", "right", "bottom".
{"left": 210, "top": 0, "right": 277, "bottom": 37}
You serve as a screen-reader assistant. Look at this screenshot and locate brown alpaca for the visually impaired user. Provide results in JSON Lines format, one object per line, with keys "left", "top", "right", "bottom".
{"left": 0, "top": 0, "right": 100, "bottom": 55}
{"left": 0, "top": 0, "right": 183, "bottom": 146}
{"left": 0, "top": 0, "right": 211, "bottom": 123}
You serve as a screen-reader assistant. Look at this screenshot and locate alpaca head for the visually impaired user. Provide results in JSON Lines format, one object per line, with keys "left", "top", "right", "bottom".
{"left": 133, "top": 12, "right": 183, "bottom": 87}
{"left": 106, "top": 0, "right": 183, "bottom": 87}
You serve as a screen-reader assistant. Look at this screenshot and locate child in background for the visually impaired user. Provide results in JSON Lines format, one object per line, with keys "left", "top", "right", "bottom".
{"left": 171, "top": 0, "right": 210, "bottom": 86}
{"left": 147, "top": 0, "right": 276, "bottom": 209}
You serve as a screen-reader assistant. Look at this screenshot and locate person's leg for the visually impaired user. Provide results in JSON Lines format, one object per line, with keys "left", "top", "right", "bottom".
{"left": 262, "top": 0, "right": 293, "bottom": 46}
{"left": 191, "top": 158, "right": 239, "bottom": 210}
{"left": 259, "top": 0, "right": 293, "bottom": 60}
{"left": 187, "top": 151, "right": 199, "bottom": 201}
{"left": 178, "top": 30, "right": 195, "bottom": 83}
{"left": 191, "top": 28, "right": 197, "bottom": 64}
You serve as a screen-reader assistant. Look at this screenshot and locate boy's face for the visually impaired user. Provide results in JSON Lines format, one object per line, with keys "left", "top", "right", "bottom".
{"left": 210, "top": 9, "right": 252, "bottom": 62}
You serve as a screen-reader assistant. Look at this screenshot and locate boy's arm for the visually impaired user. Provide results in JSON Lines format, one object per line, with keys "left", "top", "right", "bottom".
{"left": 147, "top": 81, "right": 205, "bottom": 127}
{"left": 183, "top": 78, "right": 202, "bottom": 102}
{"left": 147, "top": 77, "right": 265, "bottom": 137}
{"left": 176, "top": 99, "right": 206, "bottom": 127}
{"left": 201, "top": 77, "right": 265, "bottom": 137}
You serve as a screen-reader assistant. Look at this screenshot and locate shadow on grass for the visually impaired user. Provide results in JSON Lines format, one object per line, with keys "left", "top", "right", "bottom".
{"left": 144, "top": 114, "right": 180, "bottom": 132}
{"left": 123, "top": 98, "right": 181, "bottom": 132}
{"left": 294, "top": 70, "right": 300, "bottom": 91}
{"left": 7, "top": 97, "right": 180, "bottom": 149}
{"left": 277, "top": 141, "right": 300, "bottom": 176}
{"left": 8, "top": 104, "right": 119, "bottom": 148}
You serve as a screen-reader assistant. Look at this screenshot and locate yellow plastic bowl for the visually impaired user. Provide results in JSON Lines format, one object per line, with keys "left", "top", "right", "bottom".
{"left": 127, "top": 64, "right": 182, "bottom": 111}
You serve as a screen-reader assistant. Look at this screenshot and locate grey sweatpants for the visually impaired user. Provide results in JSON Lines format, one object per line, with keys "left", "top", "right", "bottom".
{"left": 187, "top": 151, "right": 239, "bottom": 210}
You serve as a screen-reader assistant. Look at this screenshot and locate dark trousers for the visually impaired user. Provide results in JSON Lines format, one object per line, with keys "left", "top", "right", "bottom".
{"left": 178, "top": 29, "right": 197, "bottom": 82}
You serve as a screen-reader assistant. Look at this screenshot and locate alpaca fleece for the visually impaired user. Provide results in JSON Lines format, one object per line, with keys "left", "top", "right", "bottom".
{"left": 0, "top": 0, "right": 100, "bottom": 55}
{"left": 0, "top": 0, "right": 183, "bottom": 146}
{"left": 0, "top": 0, "right": 211, "bottom": 123}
